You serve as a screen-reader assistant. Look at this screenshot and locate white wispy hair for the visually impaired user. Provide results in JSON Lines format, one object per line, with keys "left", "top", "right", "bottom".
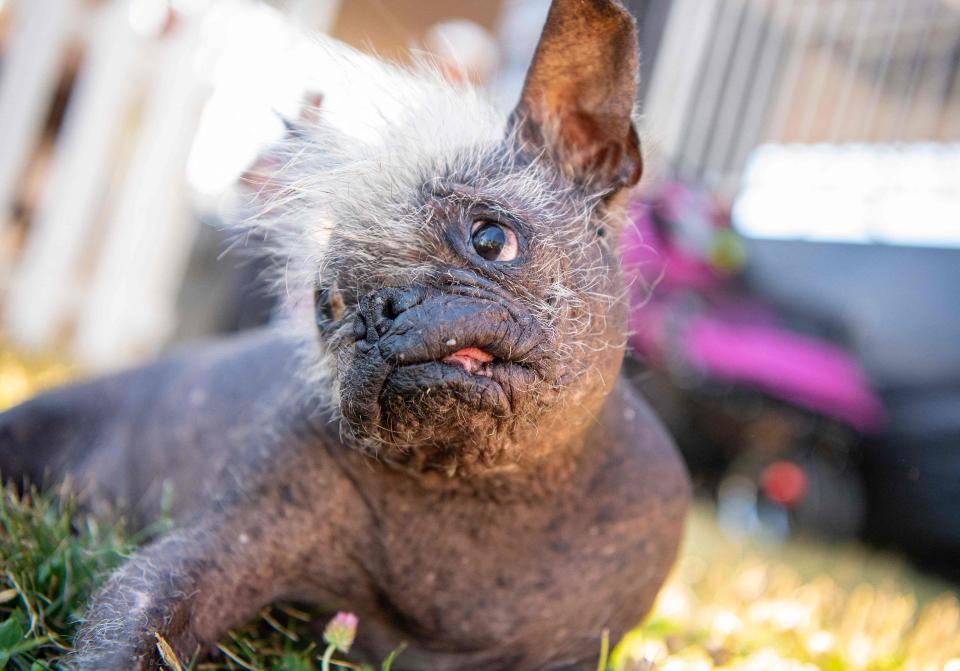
{"left": 238, "top": 39, "right": 510, "bottom": 387}
{"left": 240, "top": 37, "right": 619, "bottom": 404}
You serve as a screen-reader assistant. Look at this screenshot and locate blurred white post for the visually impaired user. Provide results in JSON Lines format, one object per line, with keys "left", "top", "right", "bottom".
{"left": 727, "top": 0, "right": 794, "bottom": 184}
{"left": 642, "top": 0, "right": 721, "bottom": 179}
{"left": 0, "top": 0, "right": 79, "bottom": 226}
{"left": 4, "top": 0, "right": 144, "bottom": 351}
{"left": 702, "top": 0, "right": 772, "bottom": 185}
{"left": 73, "top": 0, "right": 343, "bottom": 368}
{"left": 679, "top": 0, "right": 746, "bottom": 180}
{"left": 72, "top": 13, "right": 209, "bottom": 368}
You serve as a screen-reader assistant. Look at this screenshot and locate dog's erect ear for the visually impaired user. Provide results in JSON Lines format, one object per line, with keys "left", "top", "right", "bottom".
{"left": 511, "top": 0, "right": 642, "bottom": 192}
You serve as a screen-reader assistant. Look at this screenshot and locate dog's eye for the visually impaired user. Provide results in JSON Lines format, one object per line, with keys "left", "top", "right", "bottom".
{"left": 471, "top": 221, "right": 518, "bottom": 262}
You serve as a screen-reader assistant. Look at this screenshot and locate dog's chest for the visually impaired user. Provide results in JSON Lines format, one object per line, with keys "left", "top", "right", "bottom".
{"left": 365, "top": 479, "right": 655, "bottom": 652}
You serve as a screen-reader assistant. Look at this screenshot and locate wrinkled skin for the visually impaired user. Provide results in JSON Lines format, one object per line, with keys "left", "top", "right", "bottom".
{"left": 0, "top": 1, "right": 689, "bottom": 669}
{"left": 342, "top": 278, "right": 551, "bottom": 462}
{"left": 1, "top": 330, "right": 687, "bottom": 670}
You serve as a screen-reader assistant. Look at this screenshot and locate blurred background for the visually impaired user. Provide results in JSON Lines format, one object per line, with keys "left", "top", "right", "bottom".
{"left": 1, "top": 0, "right": 959, "bottom": 584}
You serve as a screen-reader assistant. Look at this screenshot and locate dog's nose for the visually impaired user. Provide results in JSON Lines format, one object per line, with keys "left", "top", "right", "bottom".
{"left": 354, "top": 287, "right": 423, "bottom": 343}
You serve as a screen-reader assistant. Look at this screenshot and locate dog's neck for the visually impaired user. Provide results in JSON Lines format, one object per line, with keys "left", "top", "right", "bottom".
{"left": 311, "top": 372, "right": 627, "bottom": 503}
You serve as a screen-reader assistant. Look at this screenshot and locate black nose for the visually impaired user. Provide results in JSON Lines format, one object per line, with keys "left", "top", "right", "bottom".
{"left": 354, "top": 286, "right": 423, "bottom": 343}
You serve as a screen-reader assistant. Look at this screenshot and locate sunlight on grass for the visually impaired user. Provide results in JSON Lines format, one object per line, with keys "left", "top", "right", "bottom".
{"left": 613, "top": 509, "right": 960, "bottom": 671}
{"left": 0, "top": 344, "right": 73, "bottom": 411}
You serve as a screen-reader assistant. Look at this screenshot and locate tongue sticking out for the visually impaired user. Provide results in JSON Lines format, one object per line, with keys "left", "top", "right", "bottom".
{"left": 442, "top": 347, "right": 494, "bottom": 376}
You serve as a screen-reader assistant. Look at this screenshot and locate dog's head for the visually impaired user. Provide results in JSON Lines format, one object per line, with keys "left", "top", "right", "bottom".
{"left": 269, "top": 0, "right": 641, "bottom": 476}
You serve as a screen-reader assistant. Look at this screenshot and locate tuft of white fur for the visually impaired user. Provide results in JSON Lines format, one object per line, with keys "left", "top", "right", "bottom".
{"left": 238, "top": 40, "right": 506, "bottom": 389}
{"left": 239, "top": 37, "right": 621, "bottom": 413}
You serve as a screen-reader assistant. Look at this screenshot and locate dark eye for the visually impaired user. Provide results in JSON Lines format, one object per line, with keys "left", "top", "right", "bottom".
{"left": 470, "top": 221, "right": 519, "bottom": 262}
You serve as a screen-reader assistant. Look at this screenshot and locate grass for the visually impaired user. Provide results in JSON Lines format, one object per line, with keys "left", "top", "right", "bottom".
{"left": 615, "top": 508, "right": 960, "bottom": 671}
{"left": 2, "top": 347, "right": 959, "bottom": 671}
{"left": 2, "top": 487, "right": 958, "bottom": 671}
{"left": 0, "top": 486, "right": 130, "bottom": 669}
{"left": 0, "top": 485, "right": 408, "bottom": 671}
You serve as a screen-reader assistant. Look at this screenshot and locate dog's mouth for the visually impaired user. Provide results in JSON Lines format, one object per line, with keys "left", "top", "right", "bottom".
{"left": 379, "top": 327, "right": 541, "bottom": 418}
{"left": 442, "top": 346, "right": 495, "bottom": 377}
{"left": 338, "top": 281, "right": 550, "bottom": 430}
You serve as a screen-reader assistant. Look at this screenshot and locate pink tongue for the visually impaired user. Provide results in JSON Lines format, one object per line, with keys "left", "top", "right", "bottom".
{"left": 442, "top": 347, "right": 494, "bottom": 374}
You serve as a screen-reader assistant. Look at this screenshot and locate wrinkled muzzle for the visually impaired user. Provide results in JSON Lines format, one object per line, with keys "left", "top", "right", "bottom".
{"left": 336, "top": 280, "right": 550, "bottom": 446}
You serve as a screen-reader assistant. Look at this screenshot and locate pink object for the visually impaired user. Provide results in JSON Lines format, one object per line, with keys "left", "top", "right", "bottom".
{"left": 622, "top": 183, "right": 884, "bottom": 433}
{"left": 323, "top": 611, "right": 359, "bottom": 653}
{"left": 621, "top": 202, "right": 722, "bottom": 293}
{"left": 685, "top": 317, "right": 884, "bottom": 432}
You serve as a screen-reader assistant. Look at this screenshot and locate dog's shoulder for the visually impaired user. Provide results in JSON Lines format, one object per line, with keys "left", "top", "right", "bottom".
{"left": 0, "top": 328, "right": 309, "bottom": 510}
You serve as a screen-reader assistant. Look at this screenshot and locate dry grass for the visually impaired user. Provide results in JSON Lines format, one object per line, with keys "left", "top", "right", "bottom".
{"left": 0, "top": 345, "right": 73, "bottom": 411}
{"left": 616, "top": 509, "right": 960, "bottom": 671}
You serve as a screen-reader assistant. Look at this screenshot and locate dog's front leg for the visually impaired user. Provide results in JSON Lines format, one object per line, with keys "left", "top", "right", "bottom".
{"left": 67, "top": 510, "right": 314, "bottom": 671}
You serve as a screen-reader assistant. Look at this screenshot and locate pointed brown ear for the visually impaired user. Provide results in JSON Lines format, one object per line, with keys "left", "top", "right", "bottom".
{"left": 511, "top": 0, "right": 642, "bottom": 192}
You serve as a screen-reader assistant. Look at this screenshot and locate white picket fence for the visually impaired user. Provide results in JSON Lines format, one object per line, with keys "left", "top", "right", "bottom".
{"left": 0, "top": 0, "right": 341, "bottom": 368}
